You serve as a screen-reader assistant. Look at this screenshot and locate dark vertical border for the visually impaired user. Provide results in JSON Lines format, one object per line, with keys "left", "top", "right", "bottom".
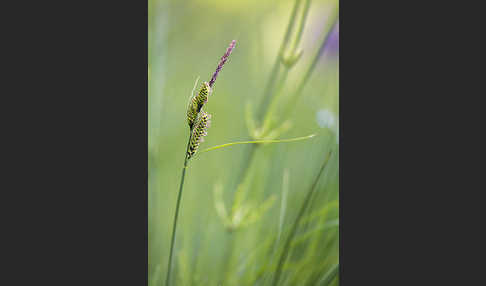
{"left": 3, "top": 0, "right": 148, "bottom": 284}
{"left": 339, "top": 0, "right": 468, "bottom": 284}
{"left": 340, "top": 0, "right": 396, "bottom": 282}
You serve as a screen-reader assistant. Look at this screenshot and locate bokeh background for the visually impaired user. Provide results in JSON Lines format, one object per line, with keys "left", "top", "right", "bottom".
{"left": 149, "top": 0, "right": 339, "bottom": 285}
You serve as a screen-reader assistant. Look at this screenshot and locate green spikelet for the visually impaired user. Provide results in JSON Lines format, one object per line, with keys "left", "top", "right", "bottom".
{"left": 196, "top": 81, "right": 210, "bottom": 107}
{"left": 187, "top": 82, "right": 211, "bottom": 128}
{"left": 188, "top": 111, "right": 211, "bottom": 159}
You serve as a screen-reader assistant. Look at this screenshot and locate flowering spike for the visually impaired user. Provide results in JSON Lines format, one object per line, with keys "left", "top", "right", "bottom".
{"left": 209, "top": 40, "right": 236, "bottom": 88}
{"left": 196, "top": 82, "right": 210, "bottom": 106}
{"left": 187, "top": 82, "right": 211, "bottom": 128}
{"left": 188, "top": 111, "right": 211, "bottom": 159}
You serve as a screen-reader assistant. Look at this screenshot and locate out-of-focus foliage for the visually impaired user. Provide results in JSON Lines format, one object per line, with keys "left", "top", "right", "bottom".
{"left": 149, "top": 0, "right": 339, "bottom": 285}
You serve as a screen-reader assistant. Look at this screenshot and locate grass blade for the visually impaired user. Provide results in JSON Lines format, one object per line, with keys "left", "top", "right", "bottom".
{"left": 198, "top": 134, "right": 316, "bottom": 155}
{"left": 318, "top": 263, "right": 339, "bottom": 286}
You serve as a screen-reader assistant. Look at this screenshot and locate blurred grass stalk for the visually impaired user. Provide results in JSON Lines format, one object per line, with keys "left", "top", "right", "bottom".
{"left": 234, "top": 0, "right": 338, "bottom": 191}
{"left": 221, "top": 0, "right": 338, "bottom": 281}
{"left": 219, "top": 0, "right": 308, "bottom": 279}
{"left": 271, "top": 151, "right": 333, "bottom": 286}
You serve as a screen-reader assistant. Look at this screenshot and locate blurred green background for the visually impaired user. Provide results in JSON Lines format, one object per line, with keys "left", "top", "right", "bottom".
{"left": 149, "top": 0, "right": 339, "bottom": 285}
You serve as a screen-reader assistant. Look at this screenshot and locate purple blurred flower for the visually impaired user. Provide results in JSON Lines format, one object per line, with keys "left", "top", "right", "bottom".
{"left": 324, "top": 23, "right": 339, "bottom": 57}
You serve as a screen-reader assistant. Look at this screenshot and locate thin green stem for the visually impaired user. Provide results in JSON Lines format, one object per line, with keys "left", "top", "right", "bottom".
{"left": 301, "top": 18, "right": 338, "bottom": 90}
{"left": 221, "top": 2, "right": 315, "bottom": 280}
{"left": 165, "top": 130, "right": 193, "bottom": 286}
{"left": 257, "top": 0, "right": 302, "bottom": 121}
{"left": 236, "top": 0, "right": 311, "bottom": 194}
{"left": 236, "top": 1, "right": 313, "bottom": 199}
{"left": 259, "top": 1, "right": 313, "bottom": 133}
{"left": 281, "top": 12, "right": 339, "bottom": 120}
{"left": 289, "top": 0, "right": 312, "bottom": 54}
{"left": 272, "top": 151, "right": 333, "bottom": 286}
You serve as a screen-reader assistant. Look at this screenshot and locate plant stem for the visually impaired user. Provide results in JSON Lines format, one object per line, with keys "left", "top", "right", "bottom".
{"left": 271, "top": 151, "right": 333, "bottom": 286}
{"left": 280, "top": 13, "right": 339, "bottom": 120}
{"left": 221, "top": 1, "right": 314, "bottom": 280}
{"left": 165, "top": 130, "right": 193, "bottom": 286}
{"left": 233, "top": 0, "right": 313, "bottom": 195}
{"left": 232, "top": 0, "right": 312, "bottom": 198}
{"left": 256, "top": 0, "right": 302, "bottom": 121}
{"left": 289, "top": 0, "right": 311, "bottom": 55}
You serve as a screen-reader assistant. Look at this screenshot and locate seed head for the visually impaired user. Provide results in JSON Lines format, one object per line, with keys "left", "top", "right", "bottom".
{"left": 188, "top": 111, "right": 211, "bottom": 159}
{"left": 185, "top": 40, "right": 235, "bottom": 158}
{"left": 187, "top": 82, "right": 211, "bottom": 128}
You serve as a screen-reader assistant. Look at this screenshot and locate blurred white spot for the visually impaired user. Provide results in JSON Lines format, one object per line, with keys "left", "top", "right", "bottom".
{"left": 317, "top": 109, "right": 339, "bottom": 145}
{"left": 316, "top": 109, "right": 336, "bottom": 130}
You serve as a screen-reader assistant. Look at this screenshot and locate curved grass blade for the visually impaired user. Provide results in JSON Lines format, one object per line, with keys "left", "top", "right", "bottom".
{"left": 196, "top": 134, "right": 316, "bottom": 156}
{"left": 290, "top": 219, "right": 339, "bottom": 247}
{"left": 318, "top": 263, "right": 339, "bottom": 286}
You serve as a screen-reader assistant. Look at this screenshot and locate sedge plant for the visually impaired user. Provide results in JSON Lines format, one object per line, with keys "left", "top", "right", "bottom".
{"left": 165, "top": 40, "right": 237, "bottom": 286}
{"left": 165, "top": 39, "right": 318, "bottom": 286}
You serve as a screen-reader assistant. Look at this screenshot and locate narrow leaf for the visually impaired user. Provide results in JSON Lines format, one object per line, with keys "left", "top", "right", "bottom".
{"left": 198, "top": 134, "right": 316, "bottom": 155}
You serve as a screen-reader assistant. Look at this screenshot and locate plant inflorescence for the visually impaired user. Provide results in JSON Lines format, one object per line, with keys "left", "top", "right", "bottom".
{"left": 166, "top": 40, "right": 236, "bottom": 286}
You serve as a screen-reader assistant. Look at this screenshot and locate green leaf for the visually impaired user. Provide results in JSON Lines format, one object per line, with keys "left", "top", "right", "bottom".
{"left": 318, "top": 263, "right": 339, "bottom": 286}
{"left": 197, "top": 134, "right": 317, "bottom": 155}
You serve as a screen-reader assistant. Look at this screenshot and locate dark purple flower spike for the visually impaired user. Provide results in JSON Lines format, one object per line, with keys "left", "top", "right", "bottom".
{"left": 209, "top": 40, "right": 236, "bottom": 88}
